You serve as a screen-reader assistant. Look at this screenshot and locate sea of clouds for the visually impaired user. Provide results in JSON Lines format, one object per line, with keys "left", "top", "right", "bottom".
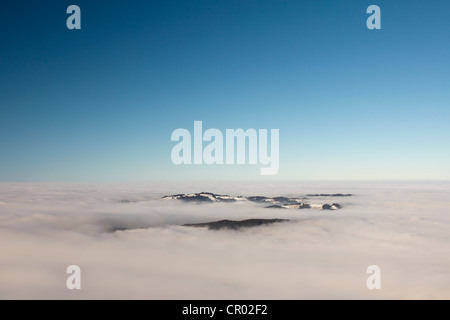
{"left": 0, "top": 181, "right": 449, "bottom": 299}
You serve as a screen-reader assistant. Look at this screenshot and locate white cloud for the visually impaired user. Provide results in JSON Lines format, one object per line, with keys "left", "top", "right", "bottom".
{"left": 0, "top": 181, "right": 449, "bottom": 299}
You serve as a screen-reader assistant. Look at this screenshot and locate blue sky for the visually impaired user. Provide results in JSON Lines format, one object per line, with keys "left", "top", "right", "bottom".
{"left": 1, "top": 0, "right": 449, "bottom": 181}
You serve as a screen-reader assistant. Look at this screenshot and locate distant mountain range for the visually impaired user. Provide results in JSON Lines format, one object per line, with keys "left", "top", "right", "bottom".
{"left": 184, "top": 219, "right": 290, "bottom": 230}
{"left": 162, "top": 192, "right": 347, "bottom": 210}
{"left": 111, "top": 192, "right": 352, "bottom": 232}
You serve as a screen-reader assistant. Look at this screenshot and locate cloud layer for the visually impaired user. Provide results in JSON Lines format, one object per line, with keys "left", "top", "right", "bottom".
{"left": 0, "top": 181, "right": 449, "bottom": 299}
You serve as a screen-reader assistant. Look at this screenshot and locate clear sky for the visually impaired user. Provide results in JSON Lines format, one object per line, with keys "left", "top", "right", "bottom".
{"left": 1, "top": 0, "right": 449, "bottom": 181}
